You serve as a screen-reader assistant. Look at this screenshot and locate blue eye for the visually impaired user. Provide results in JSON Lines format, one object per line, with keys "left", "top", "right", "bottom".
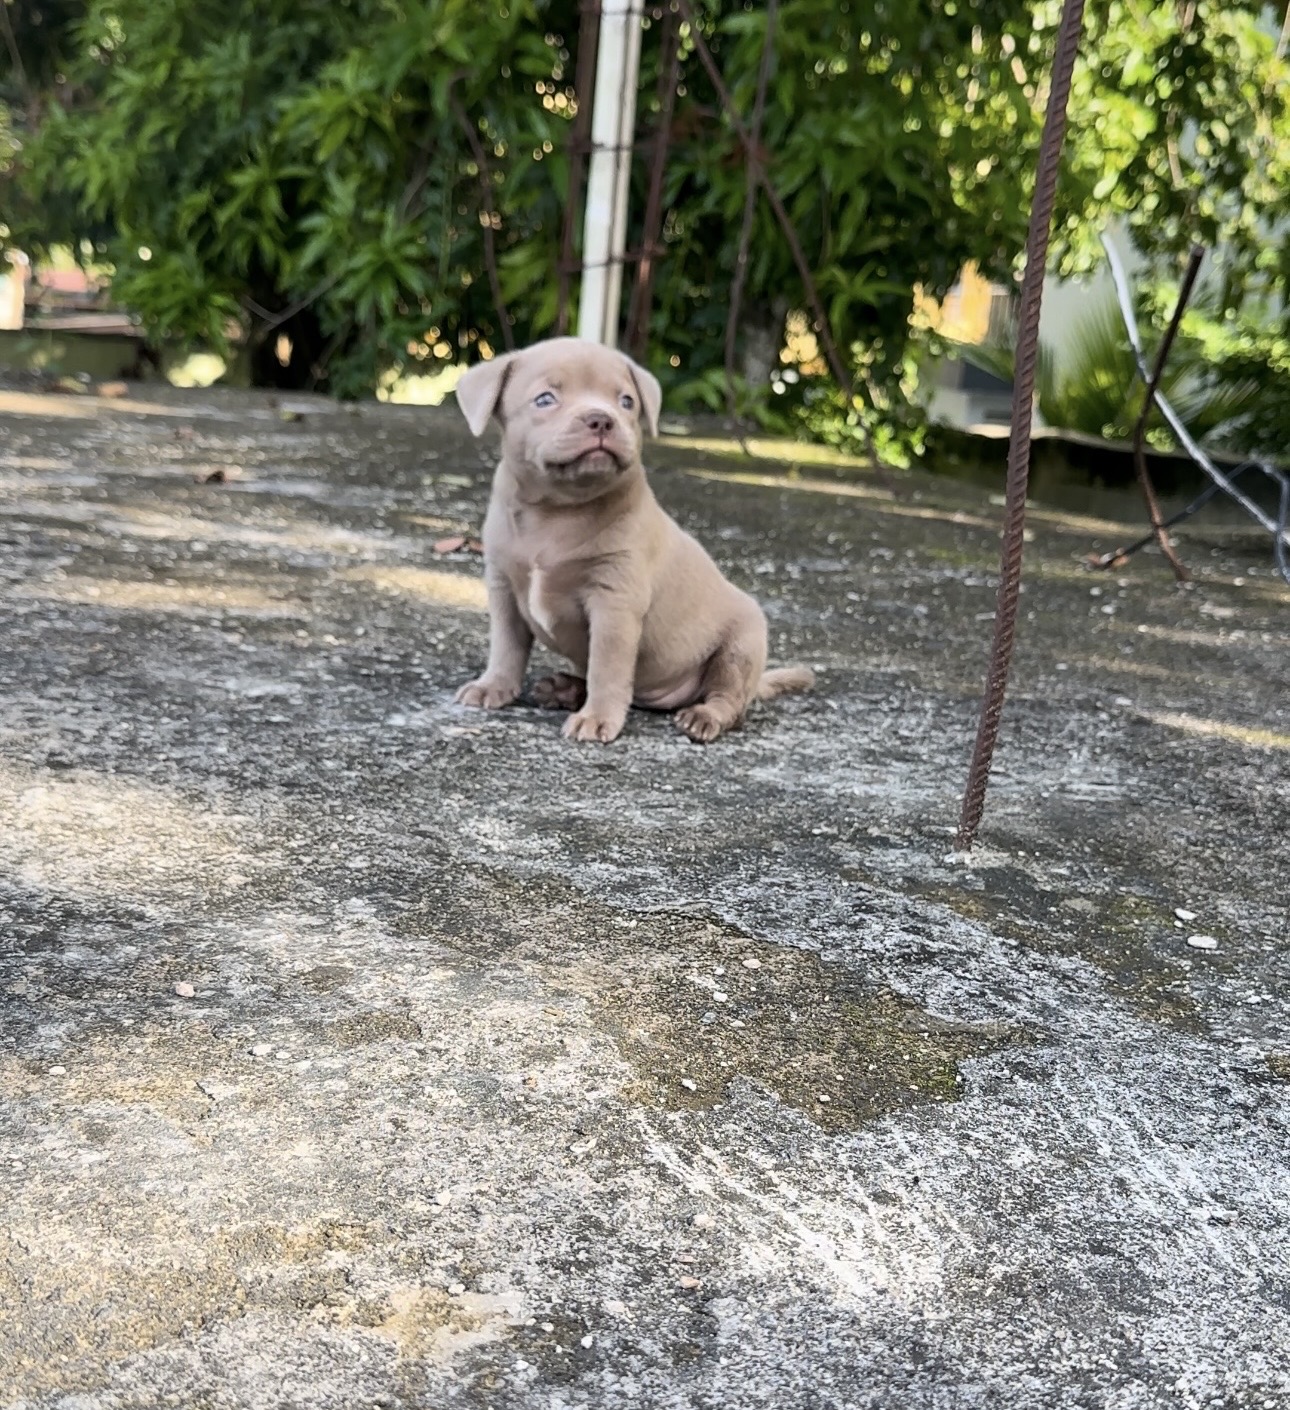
{"left": 619, "top": 393, "right": 635, "bottom": 410}
{"left": 534, "top": 390, "right": 557, "bottom": 408}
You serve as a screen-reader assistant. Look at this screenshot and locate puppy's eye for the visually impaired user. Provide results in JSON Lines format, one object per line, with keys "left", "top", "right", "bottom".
{"left": 619, "top": 393, "right": 635, "bottom": 410}
{"left": 534, "top": 391, "right": 557, "bottom": 409}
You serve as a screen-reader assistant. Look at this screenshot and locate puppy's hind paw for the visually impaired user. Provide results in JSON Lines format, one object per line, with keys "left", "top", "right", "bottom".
{"left": 531, "top": 672, "right": 587, "bottom": 711}
{"left": 455, "top": 678, "right": 519, "bottom": 710}
{"left": 675, "top": 703, "right": 728, "bottom": 744}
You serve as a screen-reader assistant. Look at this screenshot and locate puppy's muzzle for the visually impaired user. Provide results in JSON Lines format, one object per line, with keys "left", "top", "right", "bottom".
{"left": 547, "top": 407, "right": 629, "bottom": 473}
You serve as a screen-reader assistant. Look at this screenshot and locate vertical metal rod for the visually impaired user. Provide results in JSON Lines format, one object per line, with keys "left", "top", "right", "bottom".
{"left": 1128, "top": 243, "right": 1205, "bottom": 581}
{"left": 557, "top": 0, "right": 602, "bottom": 337}
{"left": 954, "top": 0, "right": 1087, "bottom": 854}
{"left": 625, "top": 6, "right": 681, "bottom": 361}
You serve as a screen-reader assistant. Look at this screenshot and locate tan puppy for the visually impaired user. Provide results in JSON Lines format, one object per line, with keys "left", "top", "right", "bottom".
{"left": 452, "top": 336, "right": 812, "bottom": 743}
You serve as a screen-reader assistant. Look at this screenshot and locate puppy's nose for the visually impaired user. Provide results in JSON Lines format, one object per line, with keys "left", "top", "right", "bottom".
{"left": 580, "top": 409, "right": 615, "bottom": 436}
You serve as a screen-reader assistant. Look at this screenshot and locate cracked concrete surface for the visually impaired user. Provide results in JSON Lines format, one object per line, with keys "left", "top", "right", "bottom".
{"left": 1, "top": 383, "right": 1288, "bottom": 1409}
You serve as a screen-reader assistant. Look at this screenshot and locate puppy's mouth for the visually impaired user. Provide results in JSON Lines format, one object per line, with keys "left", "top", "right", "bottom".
{"left": 545, "top": 443, "right": 626, "bottom": 475}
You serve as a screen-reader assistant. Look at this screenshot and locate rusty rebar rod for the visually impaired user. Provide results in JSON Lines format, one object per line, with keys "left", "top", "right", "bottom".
{"left": 557, "top": 0, "right": 602, "bottom": 336}
{"left": 1123, "top": 243, "right": 1205, "bottom": 581}
{"left": 723, "top": 0, "right": 778, "bottom": 416}
{"left": 625, "top": 5, "right": 681, "bottom": 360}
{"left": 954, "top": 0, "right": 1087, "bottom": 854}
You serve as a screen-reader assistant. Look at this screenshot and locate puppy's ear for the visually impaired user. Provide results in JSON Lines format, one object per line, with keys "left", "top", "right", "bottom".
{"left": 626, "top": 358, "right": 662, "bottom": 438}
{"left": 455, "top": 352, "right": 518, "bottom": 438}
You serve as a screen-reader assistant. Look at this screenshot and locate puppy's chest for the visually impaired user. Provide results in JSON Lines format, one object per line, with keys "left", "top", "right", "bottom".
{"left": 511, "top": 559, "right": 585, "bottom": 646}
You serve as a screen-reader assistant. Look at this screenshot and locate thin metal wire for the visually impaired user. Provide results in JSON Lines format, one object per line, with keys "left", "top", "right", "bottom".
{"left": 1094, "top": 459, "right": 1260, "bottom": 566}
{"left": 1275, "top": 470, "right": 1290, "bottom": 582}
{"left": 560, "top": 250, "right": 658, "bottom": 275}
{"left": 724, "top": 0, "right": 778, "bottom": 416}
{"left": 1103, "top": 235, "right": 1290, "bottom": 556}
{"left": 954, "top": 0, "right": 1087, "bottom": 854}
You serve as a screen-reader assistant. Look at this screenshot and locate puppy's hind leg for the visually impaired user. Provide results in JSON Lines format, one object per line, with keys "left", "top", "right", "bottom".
{"left": 531, "top": 672, "right": 587, "bottom": 711}
{"left": 675, "top": 611, "right": 766, "bottom": 744}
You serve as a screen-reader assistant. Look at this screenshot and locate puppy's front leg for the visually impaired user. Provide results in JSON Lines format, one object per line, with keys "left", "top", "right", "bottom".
{"left": 563, "top": 596, "right": 642, "bottom": 744}
{"left": 455, "top": 573, "right": 533, "bottom": 709}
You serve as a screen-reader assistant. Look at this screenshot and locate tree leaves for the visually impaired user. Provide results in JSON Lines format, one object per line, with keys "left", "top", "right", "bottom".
{"left": 2, "top": 0, "right": 1286, "bottom": 448}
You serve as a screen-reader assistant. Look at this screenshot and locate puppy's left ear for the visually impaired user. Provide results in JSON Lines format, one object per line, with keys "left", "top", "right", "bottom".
{"left": 455, "top": 350, "right": 519, "bottom": 438}
{"left": 626, "top": 358, "right": 662, "bottom": 438}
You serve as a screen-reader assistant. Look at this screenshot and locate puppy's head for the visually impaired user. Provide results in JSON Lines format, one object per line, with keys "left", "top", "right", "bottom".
{"left": 455, "top": 337, "right": 662, "bottom": 499}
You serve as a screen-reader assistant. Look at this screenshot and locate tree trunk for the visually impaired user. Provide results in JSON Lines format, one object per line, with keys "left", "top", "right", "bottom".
{"left": 738, "top": 296, "right": 789, "bottom": 387}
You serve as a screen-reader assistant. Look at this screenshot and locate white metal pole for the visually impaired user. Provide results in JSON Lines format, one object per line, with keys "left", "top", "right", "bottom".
{"left": 578, "top": 0, "right": 645, "bottom": 347}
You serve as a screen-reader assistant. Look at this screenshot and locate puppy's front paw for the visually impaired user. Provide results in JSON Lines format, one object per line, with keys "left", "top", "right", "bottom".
{"left": 562, "top": 707, "right": 625, "bottom": 744}
{"left": 675, "top": 703, "right": 728, "bottom": 743}
{"left": 455, "top": 677, "right": 520, "bottom": 710}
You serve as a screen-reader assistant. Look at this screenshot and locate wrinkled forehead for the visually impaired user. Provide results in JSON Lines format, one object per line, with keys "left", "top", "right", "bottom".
{"left": 508, "top": 346, "right": 635, "bottom": 404}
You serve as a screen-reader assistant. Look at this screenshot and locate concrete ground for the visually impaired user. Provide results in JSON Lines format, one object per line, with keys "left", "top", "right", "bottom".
{"left": 1, "top": 382, "right": 1287, "bottom": 1410}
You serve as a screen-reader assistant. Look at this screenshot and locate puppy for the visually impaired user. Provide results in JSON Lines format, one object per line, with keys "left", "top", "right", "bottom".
{"left": 452, "top": 336, "right": 812, "bottom": 743}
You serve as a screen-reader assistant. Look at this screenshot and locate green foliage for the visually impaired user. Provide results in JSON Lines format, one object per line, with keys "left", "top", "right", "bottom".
{"left": 642, "top": 1, "right": 1038, "bottom": 416}
{"left": 1171, "top": 290, "right": 1290, "bottom": 459}
{"left": 3, "top": 0, "right": 580, "bottom": 390}
{"left": 1058, "top": 0, "right": 1290, "bottom": 294}
{"left": 2, "top": 0, "right": 1043, "bottom": 406}
{"left": 2, "top": 0, "right": 1288, "bottom": 460}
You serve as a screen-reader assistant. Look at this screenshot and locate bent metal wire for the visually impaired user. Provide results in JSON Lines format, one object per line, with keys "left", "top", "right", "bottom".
{"left": 1100, "top": 235, "right": 1290, "bottom": 587}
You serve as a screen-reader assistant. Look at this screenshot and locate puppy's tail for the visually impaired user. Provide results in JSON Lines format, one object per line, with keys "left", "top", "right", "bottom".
{"left": 756, "top": 665, "right": 815, "bottom": 701}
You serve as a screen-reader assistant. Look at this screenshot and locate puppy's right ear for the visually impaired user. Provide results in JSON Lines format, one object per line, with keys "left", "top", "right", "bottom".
{"left": 455, "top": 352, "right": 519, "bottom": 437}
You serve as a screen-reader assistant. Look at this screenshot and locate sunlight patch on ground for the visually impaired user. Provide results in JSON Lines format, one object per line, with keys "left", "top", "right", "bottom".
{"left": 89, "top": 504, "right": 398, "bottom": 559}
{"left": 1115, "top": 621, "right": 1286, "bottom": 651}
{"left": 16, "top": 575, "right": 300, "bottom": 617}
{"left": 0, "top": 391, "right": 104, "bottom": 419}
{"left": 683, "top": 463, "right": 1137, "bottom": 542}
{"left": 684, "top": 466, "right": 894, "bottom": 502}
{"left": 167, "top": 352, "right": 227, "bottom": 388}
{"left": 341, "top": 564, "right": 488, "bottom": 611}
{"left": 1081, "top": 655, "right": 1189, "bottom": 683}
{"left": 0, "top": 389, "right": 235, "bottom": 421}
{"left": 663, "top": 434, "right": 873, "bottom": 471}
{"left": 0, "top": 456, "right": 68, "bottom": 472}
{"left": 682, "top": 466, "right": 1010, "bottom": 533}
{"left": 1023, "top": 505, "right": 1138, "bottom": 537}
{"left": 1139, "top": 709, "right": 1290, "bottom": 751}
{"left": 0, "top": 760, "right": 259, "bottom": 903}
